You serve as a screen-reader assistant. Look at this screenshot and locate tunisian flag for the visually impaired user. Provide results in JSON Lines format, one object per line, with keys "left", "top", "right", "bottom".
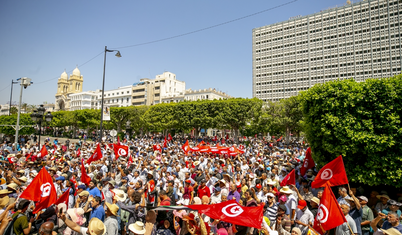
{"left": 300, "top": 147, "right": 315, "bottom": 176}
{"left": 154, "top": 200, "right": 264, "bottom": 229}
{"left": 37, "top": 145, "right": 48, "bottom": 158}
{"left": 280, "top": 169, "right": 296, "bottom": 186}
{"left": 86, "top": 144, "right": 103, "bottom": 164}
{"left": 168, "top": 133, "right": 172, "bottom": 142}
{"left": 80, "top": 159, "right": 91, "bottom": 185}
{"left": 76, "top": 148, "right": 81, "bottom": 158}
{"left": 311, "top": 155, "right": 348, "bottom": 188}
{"left": 113, "top": 144, "right": 129, "bottom": 160}
{"left": 182, "top": 140, "right": 190, "bottom": 153}
{"left": 153, "top": 144, "right": 162, "bottom": 152}
{"left": 163, "top": 137, "right": 167, "bottom": 148}
{"left": 55, "top": 187, "right": 70, "bottom": 208}
{"left": 19, "top": 167, "right": 57, "bottom": 214}
{"left": 313, "top": 183, "right": 346, "bottom": 233}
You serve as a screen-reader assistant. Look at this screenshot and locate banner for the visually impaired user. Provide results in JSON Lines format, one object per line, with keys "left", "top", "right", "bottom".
{"left": 102, "top": 106, "right": 110, "bottom": 121}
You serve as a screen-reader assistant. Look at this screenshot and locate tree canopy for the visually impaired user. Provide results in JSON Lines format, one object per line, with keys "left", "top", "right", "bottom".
{"left": 301, "top": 75, "right": 402, "bottom": 187}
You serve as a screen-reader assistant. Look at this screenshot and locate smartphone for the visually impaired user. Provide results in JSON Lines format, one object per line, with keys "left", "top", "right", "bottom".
{"left": 59, "top": 207, "right": 63, "bottom": 214}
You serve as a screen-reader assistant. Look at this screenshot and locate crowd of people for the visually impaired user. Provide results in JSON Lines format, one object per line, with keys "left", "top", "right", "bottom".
{"left": 0, "top": 135, "right": 400, "bottom": 235}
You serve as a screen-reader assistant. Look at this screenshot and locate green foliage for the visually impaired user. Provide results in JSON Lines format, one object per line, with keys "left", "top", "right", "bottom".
{"left": 10, "top": 107, "right": 18, "bottom": 115}
{"left": 0, "top": 114, "right": 35, "bottom": 135}
{"left": 301, "top": 75, "right": 402, "bottom": 186}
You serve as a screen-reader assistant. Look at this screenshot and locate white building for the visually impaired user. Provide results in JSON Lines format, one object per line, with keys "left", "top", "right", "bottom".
{"left": 252, "top": 0, "right": 402, "bottom": 102}
{"left": 69, "top": 86, "right": 132, "bottom": 111}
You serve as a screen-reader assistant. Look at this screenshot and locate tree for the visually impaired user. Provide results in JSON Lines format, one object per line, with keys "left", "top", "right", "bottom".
{"left": 300, "top": 75, "right": 402, "bottom": 186}
{"left": 0, "top": 114, "right": 35, "bottom": 136}
{"left": 216, "top": 98, "right": 263, "bottom": 142}
{"left": 10, "top": 107, "right": 18, "bottom": 115}
{"left": 143, "top": 103, "right": 176, "bottom": 133}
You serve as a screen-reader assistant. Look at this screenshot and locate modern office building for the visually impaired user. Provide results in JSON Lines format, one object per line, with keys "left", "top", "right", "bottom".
{"left": 252, "top": 0, "right": 402, "bottom": 101}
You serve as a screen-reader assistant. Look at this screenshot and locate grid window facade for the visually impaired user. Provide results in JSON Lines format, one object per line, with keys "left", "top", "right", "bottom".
{"left": 252, "top": 0, "right": 402, "bottom": 102}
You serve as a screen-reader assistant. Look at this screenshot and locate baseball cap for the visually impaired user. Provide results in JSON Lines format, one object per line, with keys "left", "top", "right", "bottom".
{"left": 185, "top": 180, "right": 191, "bottom": 184}
{"left": 78, "top": 190, "right": 89, "bottom": 197}
{"left": 297, "top": 200, "right": 307, "bottom": 209}
{"left": 267, "top": 193, "right": 275, "bottom": 198}
{"left": 256, "top": 184, "right": 262, "bottom": 189}
{"left": 279, "top": 195, "right": 287, "bottom": 202}
{"left": 358, "top": 196, "right": 368, "bottom": 202}
{"left": 77, "top": 185, "right": 86, "bottom": 190}
{"left": 56, "top": 176, "right": 65, "bottom": 181}
{"left": 215, "top": 187, "right": 221, "bottom": 192}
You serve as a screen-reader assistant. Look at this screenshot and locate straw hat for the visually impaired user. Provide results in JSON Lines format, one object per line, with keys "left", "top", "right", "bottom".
{"left": 311, "top": 197, "right": 320, "bottom": 205}
{"left": 18, "top": 176, "right": 27, "bottom": 182}
{"left": 266, "top": 179, "right": 276, "bottom": 186}
{"left": 383, "top": 228, "right": 402, "bottom": 235}
{"left": 0, "top": 196, "right": 9, "bottom": 208}
{"left": 7, "top": 183, "right": 18, "bottom": 191}
{"left": 0, "top": 189, "right": 12, "bottom": 195}
{"left": 111, "top": 189, "right": 127, "bottom": 202}
{"left": 377, "top": 195, "right": 390, "bottom": 200}
{"left": 67, "top": 208, "right": 86, "bottom": 225}
{"left": 87, "top": 217, "right": 106, "bottom": 235}
{"left": 279, "top": 186, "right": 293, "bottom": 194}
{"left": 105, "top": 202, "right": 119, "bottom": 216}
{"left": 128, "top": 221, "right": 146, "bottom": 234}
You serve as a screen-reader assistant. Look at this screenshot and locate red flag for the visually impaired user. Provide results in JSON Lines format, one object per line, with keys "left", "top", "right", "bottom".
{"left": 86, "top": 144, "right": 103, "bottom": 164}
{"left": 163, "top": 137, "right": 167, "bottom": 148}
{"left": 117, "top": 136, "right": 120, "bottom": 144}
{"left": 280, "top": 169, "right": 296, "bottom": 186}
{"left": 80, "top": 159, "right": 91, "bottom": 186}
{"left": 153, "top": 144, "right": 161, "bottom": 152}
{"left": 70, "top": 176, "right": 78, "bottom": 196}
{"left": 311, "top": 155, "right": 348, "bottom": 188}
{"left": 182, "top": 140, "right": 190, "bottom": 153}
{"left": 76, "top": 148, "right": 81, "bottom": 157}
{"left": 19, "top": 167, "right": 57, "bottom": 214}
{"left": 277, "top": 136, "right": 283, "bottom": 142}
{"left": 55, "top": 188, "right": 70, "bottom": 208}
{"left": 128, "top": 154, "right": 133, "bottom": 166}
{"left": 7, "top": 155, "right": 16, "bottom": 164}
{"left": 25, "top": 153, "right": 31, "bottom": 162}
{"left": 168, "top": 133, "right": 172, "bottom": 142}
{"left": 38, "top": 145, "right": 48, "bottom": 158}
{"left": 226, "top": 134, "right": 229, "bottom": 140}
{"left": 212, "top": 136, "right": 217, "bottom": 142}
{"left": 313, "top": 184, "right": 346, "bottom": 232}
{"left": 101, "top": 191, "right": 105, "bottom": 201}
{"left": 186, "top": 200, "right": 264, "bottom": 229}
{"left": 300, "top": 147, "right": 315, "bottom": 176}
{"left": 113, "top": 144, "right": 129, "bottom": 160}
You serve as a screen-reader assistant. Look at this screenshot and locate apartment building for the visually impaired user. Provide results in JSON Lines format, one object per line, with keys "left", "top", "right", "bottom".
{"left": 252, "top": 0, "right": 402, "bottom": 101}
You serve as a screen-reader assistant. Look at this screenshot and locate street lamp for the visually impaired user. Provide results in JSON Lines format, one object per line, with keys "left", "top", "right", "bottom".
{"left": 99, "top": 46, "right": 121, "bottom": 142}
{"left": 30, "top": 105, "right": 53, "bottom": 147}
{"left": 9, "top": 80, "right": 18, "bottom": 116}
{"left": 14, "top": 77, "right": 32, "bottom": 145}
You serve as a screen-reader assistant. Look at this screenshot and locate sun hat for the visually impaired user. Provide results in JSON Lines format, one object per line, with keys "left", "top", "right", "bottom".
{"left": 128, "top": 221, "right": 146, "bottom": 234}
{"left": 193, "top": 197, "right": 202, "bottom": 205}
{"left": 311, "top": 197, "right": 320, "bottom": 205}
{"left": 87, "top": 217, "right": 106, "bottom": 235}
{"left": 78, "top": 191, "right": 90, "bottom": 197}
{"left": 0, "top": 189, "right": 12, "bottom": 195}
{"left": 112, "top": 189, "right": 127, "bottom": 202}
{"left": 279, "top": 186, "right": 293, "bottom": 194}
{"left": 0, "top": 196, "right": 9, "bottom": 208}
{"left": 292, "top": 227, "right": 302, "bottom": 235}
{"left": 267, "top": 193, "right": 275, "bottom": 198}
{"left": 105, "top": 202, "right": 119, "bottom": 216}
{"left": 7, "top": 183, "right": 18, "bottom": 191}
{"left": 382, "top": 228, "right": 402, "bottom": 235}
{"left": 377, "top": 195, "right": 391, "bottom": 200}
{"left": 266, "top": 179, "right": 276, "bottom": 185}
{"left": 67, "top": 208, "right": 86, "bottom": 225}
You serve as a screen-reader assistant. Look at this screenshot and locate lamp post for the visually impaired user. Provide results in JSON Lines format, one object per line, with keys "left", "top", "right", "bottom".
{"left": 30, "top": 105, "right": 53, "bottom": 147}
{"left": 99, "top": 46, "right": 121, "bottom": 142}
{"left": 14, "top": 77, "right": 32, "bottom": 145}
{"left": 9, "top": 80, "right": 18, "bottom": 116}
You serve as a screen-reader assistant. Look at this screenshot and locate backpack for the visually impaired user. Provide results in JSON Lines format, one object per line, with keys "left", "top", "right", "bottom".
{"left": 3, "top": 212, "right": 25, "bottom": 235}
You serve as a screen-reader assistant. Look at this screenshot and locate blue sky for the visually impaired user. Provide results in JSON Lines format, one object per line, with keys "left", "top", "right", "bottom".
{"left": 0, "top": 0, "right": 348, "bottom": 105}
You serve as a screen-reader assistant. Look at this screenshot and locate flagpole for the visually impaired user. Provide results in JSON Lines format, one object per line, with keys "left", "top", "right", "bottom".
{"left": 346, "top": 223, "right": 354, "bottom": 235}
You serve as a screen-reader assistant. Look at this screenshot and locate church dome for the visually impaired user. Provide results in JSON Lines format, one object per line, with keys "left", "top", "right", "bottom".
{"left": 72, "top": 67, "right": 81, "bottom": 76}
{"left": 60, "top": 71, "right": 68, "bottom": 80}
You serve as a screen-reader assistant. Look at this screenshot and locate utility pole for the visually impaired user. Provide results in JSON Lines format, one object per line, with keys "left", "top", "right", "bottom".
{"left": 9, "top": 80, "right": 18, "bottom": 115}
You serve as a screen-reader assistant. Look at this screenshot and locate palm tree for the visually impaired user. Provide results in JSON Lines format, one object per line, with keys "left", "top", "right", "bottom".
{"left": 10, "top": 106, "right": 18, "bottom": 115}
